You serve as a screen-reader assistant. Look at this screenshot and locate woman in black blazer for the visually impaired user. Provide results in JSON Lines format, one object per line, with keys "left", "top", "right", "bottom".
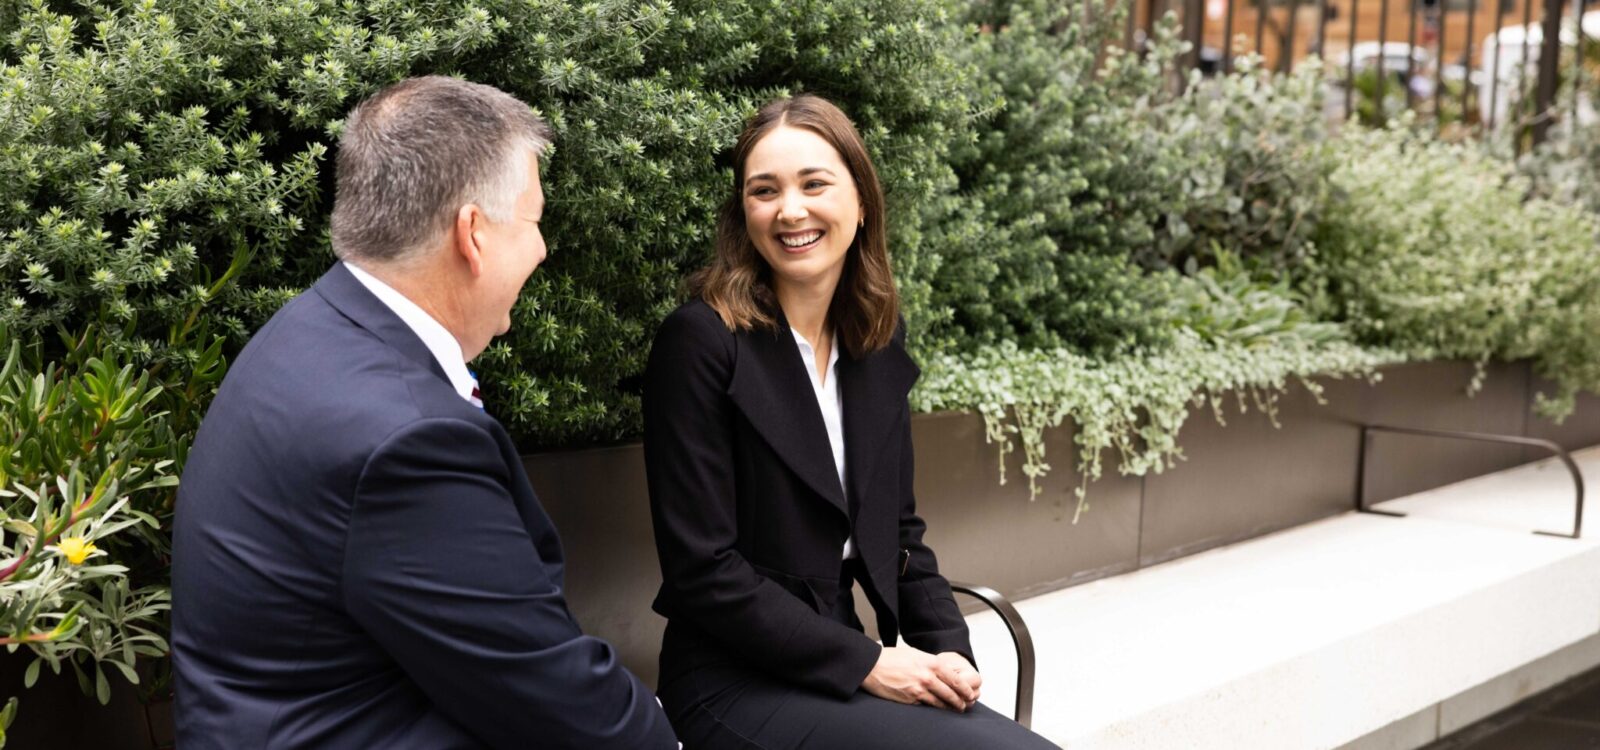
{"left": 643, "top": 95, "right": 1057, "bottom": 750}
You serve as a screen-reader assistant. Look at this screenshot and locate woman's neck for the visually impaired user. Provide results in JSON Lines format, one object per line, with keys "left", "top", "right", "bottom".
{"left": 775, "top": 277, "right": 834, "bottom": 344}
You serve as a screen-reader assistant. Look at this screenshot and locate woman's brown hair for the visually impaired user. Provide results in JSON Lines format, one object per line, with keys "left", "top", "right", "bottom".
{"left": 690, "top": 94, "right": 900, "bottom": 357}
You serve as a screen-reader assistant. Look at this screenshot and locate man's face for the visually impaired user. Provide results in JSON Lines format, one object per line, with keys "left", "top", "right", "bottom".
{"left": 474, "top": 150, "right": 546, "bottom": 348}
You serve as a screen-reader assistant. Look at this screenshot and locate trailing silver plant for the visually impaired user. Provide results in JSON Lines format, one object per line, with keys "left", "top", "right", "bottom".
{"left": 912, "top": 257, "right": 1401, "bottom": 520}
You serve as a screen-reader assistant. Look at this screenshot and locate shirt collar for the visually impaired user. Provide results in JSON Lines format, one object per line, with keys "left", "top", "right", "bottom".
{"left": 343, "top": 261, "right": 477, "bottom": 403}
{"left": 791, "top": 327, "right": 840, "bottom": 371}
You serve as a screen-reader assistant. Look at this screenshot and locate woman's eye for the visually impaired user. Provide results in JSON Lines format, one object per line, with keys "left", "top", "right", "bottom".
{"left": 805, "top": 180, "right": 829, "bottom": 190}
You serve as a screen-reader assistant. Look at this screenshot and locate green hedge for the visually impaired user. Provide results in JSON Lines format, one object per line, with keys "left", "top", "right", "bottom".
{"left": 922, "top": 0, "right": 1182, "bottom": 356}
{"left": 5, "top": 0, "right": 1359, "bottom": 450}
{"left": 10, "top": 0, "right": 1597, "bottom": 511}
{"left": 11, "top": 0, "right": 1343, "bottom": 448}
{"left": 1, "top": 0, "right": 985, "bottom": 448}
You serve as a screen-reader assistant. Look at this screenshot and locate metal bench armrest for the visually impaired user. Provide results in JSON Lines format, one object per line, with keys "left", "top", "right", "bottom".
{"left": 948, "top": 581, "right": 1036, "bottom": 729}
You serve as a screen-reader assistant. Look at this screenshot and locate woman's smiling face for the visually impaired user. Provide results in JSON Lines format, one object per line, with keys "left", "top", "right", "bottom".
{"left": 741, "top": 124, "right": 861, "bottom": 294}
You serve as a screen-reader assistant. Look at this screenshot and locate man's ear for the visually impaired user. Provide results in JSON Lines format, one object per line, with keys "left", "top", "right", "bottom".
{"left": 453, "top": 204, "right": 487, "bottom": 278}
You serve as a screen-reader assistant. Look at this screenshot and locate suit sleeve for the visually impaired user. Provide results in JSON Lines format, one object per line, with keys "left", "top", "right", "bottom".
{"left": 644, "top": 308, "right": 882, "bottom": 699}
{"left": 342, "top": 418, "right": 677, "bottom": 750}
{"left": 891, "top": 338, "right": 976, "bottom": 666}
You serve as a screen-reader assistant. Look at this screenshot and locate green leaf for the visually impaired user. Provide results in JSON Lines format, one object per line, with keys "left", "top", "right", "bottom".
{"left": 110, "top": 659, "right": 140, "bottom": 686}
{"left": 94, "top": 666, "right": 109, "bottom": 705}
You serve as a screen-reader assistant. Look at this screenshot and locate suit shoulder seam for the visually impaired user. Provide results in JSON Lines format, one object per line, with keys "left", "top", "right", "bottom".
{"left": 337, "top": 416, "right": 502, "bottom": 610}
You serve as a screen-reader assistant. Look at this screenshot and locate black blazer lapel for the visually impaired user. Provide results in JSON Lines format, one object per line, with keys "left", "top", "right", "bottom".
{"left": 312, "top": 262, "right": 453, "bottom": 387}
{"left": 838, "top": 335, "right": 920, "bottom": 520}
{"left": 727, "top": 323, "right": 850, "bottom": 520}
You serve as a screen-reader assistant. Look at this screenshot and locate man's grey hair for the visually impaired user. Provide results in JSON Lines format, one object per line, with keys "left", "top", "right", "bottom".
{"left": 330, "top": 76, "right": 551, "bottom": 265}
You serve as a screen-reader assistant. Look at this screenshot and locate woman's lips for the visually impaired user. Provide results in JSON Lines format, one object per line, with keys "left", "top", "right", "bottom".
{"left": 776, "top": 229, "right": 824, "bottom": 254}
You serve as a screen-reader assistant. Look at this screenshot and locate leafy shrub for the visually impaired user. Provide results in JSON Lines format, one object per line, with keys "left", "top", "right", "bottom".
{"left": 915, "top": 11, "right": 1342, "bottom": 358}
{"left": 1167, "top": 248, "right": 1345, "bottom": 347}
{"left": 0, "top": 0, "right": 986, "bottom": 448}
{"left": 1520, "top": 128, "right": 1600, "bottom": 218}
{"left": 1143, "top": 57, "right": 1334, "bottom": 273}
{"left": 5, "top": 0, "right": 1356, "bottom": 450}
{"left": 476, "top": 0, "right": 984, "bottom": 442}
{"left": 1345, "top": 67, "right": 1415, "bottom": 128}
{"left": 904, "top": 39, "right": 1401, "bottom": 510}
{"left": 2, "top": 0, "right": 349, "bottom": 362}
{"left": 1310, "top": 123, "right": 1600, "bottom": 415}
{"left": 1519, "top": 33, "right": 1600, "bottom": 221}
{"left": 1514, "top": 40, "right": 1600, "bottom": 265}
{"left": 917, "top": 0, "right": 1184, "bottom": 356}
{"left": 0, "top": 326, "right": 178, "bottom": 721}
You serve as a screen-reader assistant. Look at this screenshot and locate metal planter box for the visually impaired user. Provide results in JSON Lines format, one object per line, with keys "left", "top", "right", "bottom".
{"left": 529, "top": 360, "right": 1600, "bottom": 686}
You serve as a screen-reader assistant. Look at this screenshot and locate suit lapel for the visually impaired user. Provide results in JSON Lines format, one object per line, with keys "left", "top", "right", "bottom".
{"left": 838, "top": 335, "right": 920, "bottom": 517}
{"left": 727, "top": 321, "right": 850, "bottom": 520}
{"left": 317, "top": 263, "right": 563, "bottom": 585}
{"left": 312, "top": 262, "right": 453, "bottom": 387}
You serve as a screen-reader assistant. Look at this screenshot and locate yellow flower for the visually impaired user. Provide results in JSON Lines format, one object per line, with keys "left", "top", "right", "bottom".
{"left": 55, "top": 537, "right": 97, "bottom": 565}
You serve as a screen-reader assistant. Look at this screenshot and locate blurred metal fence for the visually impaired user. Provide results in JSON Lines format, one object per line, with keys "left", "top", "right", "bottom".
{"left": 1122, "top": 0, "right": 1597, "bottom": 149}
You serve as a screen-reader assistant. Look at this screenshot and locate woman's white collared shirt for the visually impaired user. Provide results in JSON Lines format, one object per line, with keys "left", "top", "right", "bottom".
{"left": 791, "top": 328, "right": 857, "bottom": 560}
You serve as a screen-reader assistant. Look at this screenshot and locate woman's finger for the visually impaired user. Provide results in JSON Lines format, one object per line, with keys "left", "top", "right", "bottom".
{"left": 955, "top": 665, "right": 982, "bottom": 693}
{"left": 934, "top": 662, "right": 978, "bottom": 705}
{"left": 920, "top": 673, "right": 966, "bottom": 711}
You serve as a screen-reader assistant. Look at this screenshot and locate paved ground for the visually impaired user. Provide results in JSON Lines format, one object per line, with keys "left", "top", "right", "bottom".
{"left": 1424, "top": 664, "right": 1600, "bottom": 749}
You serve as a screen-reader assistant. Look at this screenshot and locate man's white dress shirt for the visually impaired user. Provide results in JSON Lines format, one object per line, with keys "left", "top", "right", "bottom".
{"left": 345, "top": 261, "right": 477, "bottom": 405}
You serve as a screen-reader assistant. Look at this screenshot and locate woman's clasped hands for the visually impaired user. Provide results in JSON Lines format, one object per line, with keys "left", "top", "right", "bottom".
{"left": 862, "top": 646, "right": 983, "bottom": 712}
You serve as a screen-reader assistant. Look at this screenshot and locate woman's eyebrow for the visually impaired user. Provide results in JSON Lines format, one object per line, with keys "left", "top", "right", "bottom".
{"left": 744, "top": 167, "right": 838, "bottom": 186}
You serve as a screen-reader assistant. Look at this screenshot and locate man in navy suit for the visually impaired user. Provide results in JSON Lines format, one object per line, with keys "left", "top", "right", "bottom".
{"left": 171, "top": 76, "right": 677, "bottom": 749}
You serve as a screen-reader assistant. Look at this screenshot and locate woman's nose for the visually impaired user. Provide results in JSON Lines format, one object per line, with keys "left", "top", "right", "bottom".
{"left": 778, "top": 191, "right": 807, "bottom": 223}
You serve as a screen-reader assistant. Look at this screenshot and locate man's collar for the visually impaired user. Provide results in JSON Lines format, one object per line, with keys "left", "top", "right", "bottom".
{"left": 342, "top": 261, "right": 477, "bottom": 403}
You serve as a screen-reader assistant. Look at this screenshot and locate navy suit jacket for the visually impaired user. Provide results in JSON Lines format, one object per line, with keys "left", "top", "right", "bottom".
{"left": 171, "top": 263, "right": 675, "bottom": 749}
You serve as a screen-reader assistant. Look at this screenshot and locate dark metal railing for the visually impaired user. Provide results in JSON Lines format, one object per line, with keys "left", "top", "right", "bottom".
{"left": 1486, "top": 0, "right": 1504, "bottom": 128}
{"left": 1123, "top": 0, "right": 1592, "bottom": 149}
{"left": 1355, "top": 424, "right": 1585, "bottom": 539}
{"left": 1462, "top": 0, "right": 1478, "bottom": 119}
{"left": 1576, "top": 0, "right": 1591, "bottom": 118}
{"left": 948, "top": 581, "right": 1036, "bottom": 729}
{"left": 1516, "top": 0, "right": 1537, "bottom": 137}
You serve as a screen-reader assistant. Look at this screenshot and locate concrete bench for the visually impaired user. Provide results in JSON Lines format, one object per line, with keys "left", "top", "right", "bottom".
{"left": 962, "top": 446, "right": 1600, "bottom": 749}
